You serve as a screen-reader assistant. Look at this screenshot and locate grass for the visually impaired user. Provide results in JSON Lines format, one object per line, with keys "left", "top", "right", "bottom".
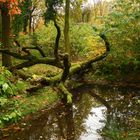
{"left": 0, "top": 64, "right": 61, "bottom": 128}
{"left": 0, "top": 86, "right": 59, "bottom": 128}
{"left": 18, "top": 87, "right": 59, "bottom": 114}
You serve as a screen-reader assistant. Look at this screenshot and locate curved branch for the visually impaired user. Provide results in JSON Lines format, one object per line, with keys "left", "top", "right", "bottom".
{"left": 8, "top": 32, "right": 111, "bottom": 95}
{"left": 10, "top": 57, "right": 62, "bottom": 70}
{"left": 54, "top": 19, "right": 61, "bottom": 59}
{"left": 100, "top": 32, "right": 110, "bottom": 52}
{"left": 69, "top": 32, "right": 110, "bottom": 76}
{"left": 0, "top": 49, "right": 35, "bottom": 60}
{"left": 22, "top": 46, "right": 46, "bottom": 57}
{"left": 0, "top": 50, "right": 63, "bottom": 70}
{"left": 14, "top": 39, "right": 46, "bottom": 57}
{"left": 26, "top": 33, "right": 110, "bottom": 87}
{"left": 14, "top": 38, "right": 46, "bottom": 57}
{"left": 35, "top": 46, "right": 46, "bottom": 57}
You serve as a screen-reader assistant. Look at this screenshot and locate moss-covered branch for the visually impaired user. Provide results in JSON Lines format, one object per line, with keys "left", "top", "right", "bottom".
{"left": 0, "top": 49, "right": 35, "bottom": 60}
{"left": 58, "top": 82, "right": 72, "bottom": 103}
{"left": 14, "top": 38, "right": 46, "bottom": 57}
{"left": 25, "top": 33, "right": 110, "bottom": 88}
{"left": 10, "top": 57, "right": 62, "bottom": 70}
{"left": 22, "top": 46, "right": 46, "bottom": 57}
{"left": 0, "top": 32, "right": 110, "bottom": 96}
{"left": 69, "top": 34, "right": 110, "bottom": 76}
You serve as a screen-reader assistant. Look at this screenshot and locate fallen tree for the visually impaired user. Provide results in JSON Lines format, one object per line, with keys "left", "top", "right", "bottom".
{"left": 0, "top": 27, "right": 110, "bottom": 102}
{"left": 0, "top": 0, "right": 111, "bottom": 102}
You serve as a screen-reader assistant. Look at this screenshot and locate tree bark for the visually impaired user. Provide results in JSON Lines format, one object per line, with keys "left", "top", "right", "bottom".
{"left": 29, "top": 12, "right": 32, "bottom": 35}
{"left": 23, "top": 16, "right": 28, "bottom": 34}
{"left": 0, "top": 9, "right": 1, "bottom": 63}
{"left": 1, "top": 4, "right": 12, "bottom": 67}
{"left": 54, "top": 20, "right": 61, "bottom": 60}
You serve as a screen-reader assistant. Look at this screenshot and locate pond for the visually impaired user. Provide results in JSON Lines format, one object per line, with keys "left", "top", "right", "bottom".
{"left": 1, "top": 84, "right": 140, "bottom": 140}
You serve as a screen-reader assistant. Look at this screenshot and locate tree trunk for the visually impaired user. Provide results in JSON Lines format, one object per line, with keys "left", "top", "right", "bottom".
{"left": 0, "top": 9, "right": 2, "bottom": 41}
{"left": 29, "top": 13, "right": 32, "bottom": 35}
{"left": 54, "top": 20, "right": 61, "bottom": 60}
{"left": 0, "top": 10, "right": 1, "bottom": 62}
{"left": 99, "top": 0, "right": 103, "bottom": 24}
{"left": 23, "top": 17, "right": 28, "bottom": 34}
{"left": 64, "top": 0, "right": 70, "bottom": 55}
{"left": 1, "top": 4, "right": 12, "bottom": 67}
{"left": 0, "top": 9, "right": 2, "bottom": 37}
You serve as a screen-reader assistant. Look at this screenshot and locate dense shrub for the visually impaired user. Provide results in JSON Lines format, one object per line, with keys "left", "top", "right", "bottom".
{"left": 16, "top": 22, "right": 105, "bottom": 59}
{"left": 103, "top": 0, "right": 140, "bottom": 63}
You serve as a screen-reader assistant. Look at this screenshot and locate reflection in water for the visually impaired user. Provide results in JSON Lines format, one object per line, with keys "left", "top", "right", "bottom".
{"left": 92, "top": 86, "right": 140, "bottom": 139}
{"left": 80, "top": 106, "right": 106, "bottom": 140}
{"left": 2, "top": 85, "right": 140, "bottom": 140}
{"left": 2, "top": 93, "right": 106, "bottom": 140}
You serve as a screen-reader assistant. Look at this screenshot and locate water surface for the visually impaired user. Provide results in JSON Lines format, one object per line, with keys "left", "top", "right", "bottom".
{"left": 2, "top": 85, "right": 140, "bottom": 140}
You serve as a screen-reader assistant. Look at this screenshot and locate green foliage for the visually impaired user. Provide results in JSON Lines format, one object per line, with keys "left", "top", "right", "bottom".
{"left": 15, "top": 80, "right": 28, "bottom": 93}
{"left": 12, "top": 0, "right": 32, "bottom": 35}
{"left": 0, "top": 97, "right": 8, "bottom": 107}
{"left": 93, "top": 61, "right": 117, "bottom": 81}
{"left": 0, "top": 67, "right": 27, "bottom": 98}
{"left": 15, "top": 21, "right": 105, "bottom": 59}
{"left": 2, "top": 110, "right": 22, "bottom": 123}
{"left": 0, "top": 110, "right": 22, "bottom": 127}
{"left": 0, "top": 67, "right": 17, "bottom": 97}
{"left": 17, "top": 22, "right": 103, "bottom": 59}
{"left": 16, "top": 22, "right": 58, "bottom": 56}
{"left": 12, "top": 15, "right": 24, "bottom": 35}
{"left": 33, "top": 23, "right": 57, "bottom": 55}
{"left": 0, "top": 97, "right": 22, "bottom": 127}
{"left": 70, "top": 0, "right": 83, "bottom": 23}
{"left": 0, "top": 67, "right": 27, "bottom": 126}
{"left": 17, "top": 33, "right": 32, "bottom": 47}
{"left": 103, "top": 0, "right": 140, "bottom": 63}
{"left": 70, "top": 23, "right": 104, "bottom": 59}
{"left": 0, "top": 66, "right": 59, "bottom": 128}
{"left": 45, "top": 0, "right": 63, "bottom": 22}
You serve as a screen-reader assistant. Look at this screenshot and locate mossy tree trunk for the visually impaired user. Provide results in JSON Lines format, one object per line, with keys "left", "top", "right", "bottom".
{"left": 0, "top": 9, "right": 2, "bottom": 42}
{"left": 1, "top": 3, "right": 12, "bottom": 67}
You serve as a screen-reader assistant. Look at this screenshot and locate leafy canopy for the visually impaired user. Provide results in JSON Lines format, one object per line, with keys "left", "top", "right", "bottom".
{"left": 45, "top": 0, "right": 63, "bottom": 22}
{"left": 0, "top": 0, "right": 22, "bottom": 15}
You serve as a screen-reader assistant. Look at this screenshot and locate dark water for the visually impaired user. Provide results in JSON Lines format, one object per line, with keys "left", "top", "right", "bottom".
{"left": 1, "top": 85, "right": 140, "bottom": 140}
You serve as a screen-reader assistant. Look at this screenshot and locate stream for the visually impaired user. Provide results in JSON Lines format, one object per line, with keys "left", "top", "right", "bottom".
{"left": 1, "top": 85, "right": 140, "bottom": 140}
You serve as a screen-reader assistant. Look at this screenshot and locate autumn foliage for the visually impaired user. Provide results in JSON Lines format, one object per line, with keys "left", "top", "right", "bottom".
{"left": 0, "top": 0, "right": 22, "bottom": 15}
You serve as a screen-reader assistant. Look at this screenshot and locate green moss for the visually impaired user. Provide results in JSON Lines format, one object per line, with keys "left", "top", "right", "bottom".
{"left": 19, "top": 87, "right": 59, "bottom": 114}
{"left": 21, "top": 64, "right": 62, "bottom": 78}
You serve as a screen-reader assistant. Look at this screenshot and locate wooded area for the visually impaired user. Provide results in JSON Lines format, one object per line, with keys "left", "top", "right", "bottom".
{"left": 0, "top": 0, "right": 140, "bottom": 139}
